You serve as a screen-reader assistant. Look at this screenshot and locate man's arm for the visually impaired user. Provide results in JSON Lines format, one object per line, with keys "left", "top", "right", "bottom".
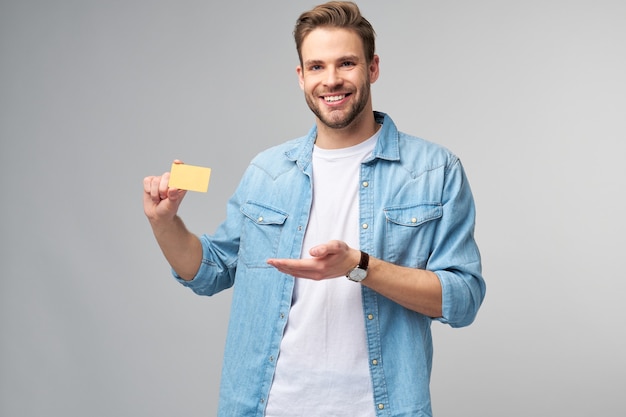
{"left": 363, "top": 253, "right": 442, "bottom": 318}
{"left": 143, "top": 164, "right": 202, "bottom": 281}
{"left": 267, "top": 241, "right": 442, "bottom": 317}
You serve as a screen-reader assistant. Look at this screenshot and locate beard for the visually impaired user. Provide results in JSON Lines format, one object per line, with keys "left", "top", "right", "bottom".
{"left": 304, "top": 81, "right": 371, "bottom": 130}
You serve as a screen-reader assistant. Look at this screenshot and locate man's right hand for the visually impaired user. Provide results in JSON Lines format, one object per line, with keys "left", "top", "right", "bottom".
{"left": 142, "top": 160, "right": 202, "bottom": 281}
{"left": 143, "top": 160, "right": 187, "bottom": 225}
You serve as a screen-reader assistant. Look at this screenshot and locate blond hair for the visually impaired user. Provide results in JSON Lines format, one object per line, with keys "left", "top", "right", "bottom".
{"left": 294, "top": 1, "right": 376, "bottom": 65}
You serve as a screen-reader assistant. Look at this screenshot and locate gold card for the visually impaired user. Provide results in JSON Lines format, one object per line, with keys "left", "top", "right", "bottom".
{"left": 168, "top": 163, "right": 212, "bottom": 193}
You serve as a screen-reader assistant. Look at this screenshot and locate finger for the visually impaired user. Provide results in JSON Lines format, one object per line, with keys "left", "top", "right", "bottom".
{"left": 267, "top": 258, "right": 321, "bottom": 277}
{"left": 267, "top": 258, "right": 300, "bottom": 273}
{"left": 310, "top": 240, "right": 349, "bottom": 257}
{"left": 143, "top": 176, "right": 154, "bottom": 193}
{"left": 143, "top": 176, "right": 157, "bottom": 202}
{"left": 310, "top": 242, "right": 342, "bottom": 258}
{"left": 309, "top": 245, "right": 329, "bottom": 258}
{"left": 148, "top": 176, "right": 162, "bottom": 203}
{"left": 143, "top": 176, "right": 158, "bottom": 208}
{"left": 168, "top": 187, "right": 187, "bottom": 202}
{"left": 159, "top": 173, "right": 170, "bottom": 200}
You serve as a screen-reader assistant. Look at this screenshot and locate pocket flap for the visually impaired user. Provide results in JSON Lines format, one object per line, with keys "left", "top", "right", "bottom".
{"left": 241, "top": 201, "right": 288, "bottom": 225}
{"left": 384, "top": 203, "right": 442, "bottom": 227}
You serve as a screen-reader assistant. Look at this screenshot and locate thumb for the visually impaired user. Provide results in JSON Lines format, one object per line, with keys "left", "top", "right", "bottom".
{"left": 167, "top": 188, "right": 187, "bottom": 202}
{"left": 309, "top": 244, "right": 330, "bottom": 258}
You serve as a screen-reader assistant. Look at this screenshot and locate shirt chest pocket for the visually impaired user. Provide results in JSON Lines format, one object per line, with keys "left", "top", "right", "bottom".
{"left": 240, "top": 201, "right": 289, "bottom": 268}
{"left": 383, "top": 203, "right": 442, "bottom": 268}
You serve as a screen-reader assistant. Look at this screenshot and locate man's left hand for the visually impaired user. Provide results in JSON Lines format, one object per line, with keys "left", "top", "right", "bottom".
{"left": 267, "top": 240, "right": 360, "bottom": 280}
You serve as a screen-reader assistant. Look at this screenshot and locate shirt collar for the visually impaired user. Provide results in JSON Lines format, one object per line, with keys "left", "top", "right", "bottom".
{"left": 285, "top": 111, "right": 401, "bottom": 170}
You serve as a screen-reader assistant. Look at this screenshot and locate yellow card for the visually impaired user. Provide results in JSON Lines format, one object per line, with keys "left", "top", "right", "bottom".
{"left": 168, "top": 163, "right": 212, "bottom": 192}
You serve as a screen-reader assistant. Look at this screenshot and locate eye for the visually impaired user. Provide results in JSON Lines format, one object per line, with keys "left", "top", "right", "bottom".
{"left": 309, "top": 64, "right": 323, "bottom": 71}
{"left": 341, "top": 61, "right": 356, "bottom": 68}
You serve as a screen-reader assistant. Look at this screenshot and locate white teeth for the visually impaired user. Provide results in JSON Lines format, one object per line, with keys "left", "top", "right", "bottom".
{"left": 324, "top": 95, "right": 345, "bottom": 102}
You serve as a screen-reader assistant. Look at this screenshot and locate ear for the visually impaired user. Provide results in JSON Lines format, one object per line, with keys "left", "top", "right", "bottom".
{"left": 369, "top": 55, "right": 380, "bottom": 84}
{"left": 296, "top": 65, "right": 305, "bottom": 90}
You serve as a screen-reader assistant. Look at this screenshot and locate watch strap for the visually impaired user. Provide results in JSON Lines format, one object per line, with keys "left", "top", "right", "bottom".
{"left": 358, "top": 250, "right": 369, "bottom": 271}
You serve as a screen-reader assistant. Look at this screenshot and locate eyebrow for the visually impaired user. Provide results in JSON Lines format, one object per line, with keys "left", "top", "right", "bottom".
{"left": 303, "top": 54, "right": 361, "bottom": 67}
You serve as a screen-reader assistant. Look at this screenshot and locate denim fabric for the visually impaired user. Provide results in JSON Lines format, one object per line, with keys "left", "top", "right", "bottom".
{"left": 175, "top": 112, "right": 486, "bottom": 417}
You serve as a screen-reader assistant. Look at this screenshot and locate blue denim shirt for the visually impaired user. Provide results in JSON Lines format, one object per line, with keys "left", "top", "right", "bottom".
{"left": 176, "top": 112, "right": 486, "bottom": 417}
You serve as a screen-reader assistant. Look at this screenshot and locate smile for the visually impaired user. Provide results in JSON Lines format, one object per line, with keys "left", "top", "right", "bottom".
{"left": 324, "top": 94, "right": 349, "bottom": 103}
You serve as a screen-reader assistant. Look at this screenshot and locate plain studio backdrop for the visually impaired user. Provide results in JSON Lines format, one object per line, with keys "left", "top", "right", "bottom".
{"left": 1, "top": 0, "right": 624, "bottom": 416}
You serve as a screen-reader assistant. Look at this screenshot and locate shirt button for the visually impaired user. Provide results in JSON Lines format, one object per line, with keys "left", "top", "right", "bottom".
{"left": 362, "top": 223, "right": 368, "bottom": 229}
{"left": 378, "top": 404, "right": 385, "bottom": 410}
{"left": 362, "top": 181, "right": 369, "bottom": 187}
{"left": 411, "top": 217, "right": 417, "bottom": 223}
{"left": 367, "top": 314, "right": 374, "bottom": 320}
{"left": 258, "top": 217, "right": 264, "bottom": 222}
{"left": 372, "top": 359, "right": 378, "bottom": 365}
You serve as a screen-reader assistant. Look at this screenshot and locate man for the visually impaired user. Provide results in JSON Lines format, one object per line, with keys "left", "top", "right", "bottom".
{"left": 143, "top": 2, "right": 486, "bottom": 416}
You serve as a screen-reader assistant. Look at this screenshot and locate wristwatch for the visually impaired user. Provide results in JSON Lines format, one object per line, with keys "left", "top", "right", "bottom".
{"left": 346, "top": 250, "right": 369, "bottom": 282}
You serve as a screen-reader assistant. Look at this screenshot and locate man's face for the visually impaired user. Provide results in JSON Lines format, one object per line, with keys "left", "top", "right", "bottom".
{"left": 297, "top": 28, "right": 379, "bottom": 130}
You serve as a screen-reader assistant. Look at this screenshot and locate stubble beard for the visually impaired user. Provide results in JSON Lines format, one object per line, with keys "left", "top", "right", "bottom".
{"left": 305, "top": 82, "right": 371, "bottom": 130}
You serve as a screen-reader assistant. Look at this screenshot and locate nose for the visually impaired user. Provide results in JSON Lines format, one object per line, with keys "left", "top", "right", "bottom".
{"left": 324, "top": 67, "right": 343, "bottom": 88}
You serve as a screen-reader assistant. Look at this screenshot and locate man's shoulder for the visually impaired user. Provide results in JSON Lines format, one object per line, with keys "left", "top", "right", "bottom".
{"left": 395, "top": 131, "right": 459, "bottom": 167}
{"left": 251, "top": 136, "right": 306, "bottom": 163}
{"left": 243, "top": 135, "right": 310, "bottom": 180}
{"left": 401, "top": 132, "right": 453, "bottom": 150}
{"left": 376, "top": 111, "right": 458, "bottom": 166}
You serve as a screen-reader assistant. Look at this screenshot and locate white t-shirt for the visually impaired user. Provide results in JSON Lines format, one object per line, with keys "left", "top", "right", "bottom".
{"left": 265, "top": 132, "right": 380, "bottom": 417}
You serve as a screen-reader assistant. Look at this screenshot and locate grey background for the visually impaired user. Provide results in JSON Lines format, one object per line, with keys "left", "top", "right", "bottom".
{"left": 1, "top": 0, "right": 625, "bottom": 416}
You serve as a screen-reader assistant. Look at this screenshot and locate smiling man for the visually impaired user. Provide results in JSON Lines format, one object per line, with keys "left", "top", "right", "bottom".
{"left": 143, "top": 2, "right": 486, "bottom": 416}
{"left": 297, "top": 26, "right": 378, "bottom": 138}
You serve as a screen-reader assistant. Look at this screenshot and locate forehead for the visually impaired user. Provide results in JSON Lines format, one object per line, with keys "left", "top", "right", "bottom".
{"left": 300, "top": 27, "right": 365, "bottom": 62}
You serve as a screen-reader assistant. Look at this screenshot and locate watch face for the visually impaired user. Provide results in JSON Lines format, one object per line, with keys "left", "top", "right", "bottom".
{"left": 349, "top": 268, "right": 367, "bottom": 282}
